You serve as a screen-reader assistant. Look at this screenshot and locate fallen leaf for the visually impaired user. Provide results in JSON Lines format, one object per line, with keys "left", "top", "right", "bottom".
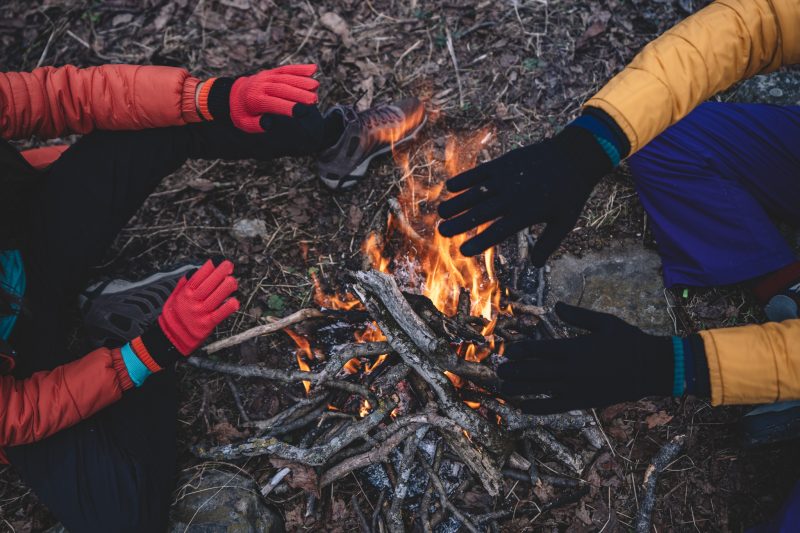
{"left": 645, "top": 410, "right": 674, "bottom": 429}
{"left": 211, "top": 421, "right": 248, "bottom": 443}
{"left": 270, "top": 459, "right": 320, "bottom": 496}
{"left": 188, "top": 178, "right": 216, "bottom": 192}
{"left": 576, "top": 10, "right": 611, "bottom": 49}
{"left": 320, "top": 12, "right": 354, "bottom": 47}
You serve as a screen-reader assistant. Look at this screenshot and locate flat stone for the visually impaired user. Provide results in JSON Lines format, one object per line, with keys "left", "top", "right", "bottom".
{"left": 727, "top": 68, "right": 800, "bottom": 105}
{"left": 232, "top": 218, "right": 268, "bottom": 240}
{"left": 169, "top": 467, "right": 284, "bottom": 533}
{"left": 546, "top": 241, "right": 673, "bottom": 335}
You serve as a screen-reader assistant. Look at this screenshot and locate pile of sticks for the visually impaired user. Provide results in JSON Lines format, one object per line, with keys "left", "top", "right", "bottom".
{"left": 187, "top": 268, "right": 607, "bottom": 531}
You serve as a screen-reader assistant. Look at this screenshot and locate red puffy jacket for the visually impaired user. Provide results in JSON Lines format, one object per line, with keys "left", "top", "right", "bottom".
{"left": 0, "top": 64, "right": 203, "bottom": 459}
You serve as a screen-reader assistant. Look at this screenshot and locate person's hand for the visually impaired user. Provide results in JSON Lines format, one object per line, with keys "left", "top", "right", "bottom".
{"left": 437, "top": 126, "right": 612, "bottom": 265}
{"left": 202, "top": 64, "right": 320, "bottom": 133}
{"left": 156, "top": 259, "right": 240, "bottom": 356}
{"left": 497, "top": 302, "right": 674, "bottom": 413}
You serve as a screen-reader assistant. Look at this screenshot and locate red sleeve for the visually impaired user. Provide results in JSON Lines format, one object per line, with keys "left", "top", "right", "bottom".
{"left": 0, "top": 64, "right": 202, "bottom": 141}
{"left": 0, "top": 348, "right": 133, "bottom": 446}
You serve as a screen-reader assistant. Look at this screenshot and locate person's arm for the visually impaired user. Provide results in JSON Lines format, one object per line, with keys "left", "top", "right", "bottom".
{"left": 0, "top": 64, "right": 319, "bottom": 141}
{"left": 0, "top": 259, "right": 239, "bottom": 447}
{"left": 0, "top": 65, "right": 202, "bottom": 140}
{"left": 586, "top": 0, "right": 800, "bottom": 154}
{"left": 495, "top": 302, "right": 800, "bottom": 413}
{"left": 700, "top": 319, "right": 800, "bottom": 405}
{"left": 0, "top": 347, "right": 130, "bottom": 446}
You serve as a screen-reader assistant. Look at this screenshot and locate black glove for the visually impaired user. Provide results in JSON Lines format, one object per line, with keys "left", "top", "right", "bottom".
{"left": 497, "top": 302, "right": 675, "bottom": 413}
{"left": 437, "top": 126, "right": 612, "bottom": 265}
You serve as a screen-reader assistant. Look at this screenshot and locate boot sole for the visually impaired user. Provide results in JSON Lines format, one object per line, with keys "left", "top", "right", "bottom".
{"left": 320, "top": 115, "right": 428, "bottom": 191}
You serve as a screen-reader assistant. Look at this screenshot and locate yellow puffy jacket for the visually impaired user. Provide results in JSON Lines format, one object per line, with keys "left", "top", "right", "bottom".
{"left": 585, "top": 0, "right": 800, "bottom": 406}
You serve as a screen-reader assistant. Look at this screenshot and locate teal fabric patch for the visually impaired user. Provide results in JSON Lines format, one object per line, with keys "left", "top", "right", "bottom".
{"left": 0, "top": 250, "right": 26, "bottom": 341}
{"left": 121, "top": 343, "right": 152, "bottom": 388}
{"left": 671, "top": 336, "right": 685, "bottom": 396}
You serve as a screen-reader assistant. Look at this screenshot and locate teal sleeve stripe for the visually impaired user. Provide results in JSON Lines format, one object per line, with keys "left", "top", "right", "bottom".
{"left": 593, "top": 135, "right": 621, "bottom": 167}
{"left": 671, "top": 336, "right": 685, "bottom": 396}
{"left": 121, "top": 343, "right": 152, "bottom": 388}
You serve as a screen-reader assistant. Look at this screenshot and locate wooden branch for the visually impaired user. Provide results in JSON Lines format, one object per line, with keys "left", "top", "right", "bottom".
{"left": 203, "top": 308, "right": 325, "bottom": 354}
{"left": 417, "top": 449, "right": 480, "bottom": 533}
{"left": 193, "top": 399, "right": 396, "bottom": 464}
{"left": 319, "top": 424, "right": 421, "bottom": 487}
{"left": 635, "top": 434, "right": 687, "bottom": 533}
{"left": 387, "top": 427, "right": 428, "bottom": 533}
{"left": 352, "top": 273, "right": 506, "bottom": 459}
{"left": 525, "top": 428, "right": 585, "bottom": 474}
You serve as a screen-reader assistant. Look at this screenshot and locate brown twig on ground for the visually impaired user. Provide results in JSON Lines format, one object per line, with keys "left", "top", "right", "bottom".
{"left": 202, "top": 308, "right": 325, "bottom": 354}
{"left": 351, "top": 494, "right": 372, "bottom": 533}
{"left": 525, "top": 427, "right": 586, "bottom": 474}
{"left": 635, "top": 434, "right": 687, "bottom": 533}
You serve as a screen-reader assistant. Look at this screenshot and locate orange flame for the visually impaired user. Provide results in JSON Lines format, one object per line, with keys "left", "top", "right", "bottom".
{"left": 359, "top": 399, "right": 372, "bottom": 418}
{"left": 463, "top": 400, "right": 481, "bottom": 409}
{"left": 311, "top": 272, "right": 362, "bottom": 311}
{"left": 285, "top": 328, "right": 313, "bottom": 394}
{"left": 343, "top": 358, "right": 361, "bottom": 374}
{"left": 365, "top": 353, "right": 389, "bottom": 374}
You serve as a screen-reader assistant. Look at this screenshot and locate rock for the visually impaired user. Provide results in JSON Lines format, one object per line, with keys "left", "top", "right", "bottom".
{"left": 727, "top": 68, "right": 800, "bottom": 105}
{"left": 169, "top": 466, "right": 284, "bottom": 533}
{"left": 232, "top": 218, "right": 268, "bottom": 240}
{"left": 546, "top": 241, "right": 673, "bottom": 335}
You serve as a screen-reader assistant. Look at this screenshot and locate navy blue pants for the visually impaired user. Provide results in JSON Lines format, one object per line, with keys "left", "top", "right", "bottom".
{"left": 628, "top": 102, "right": 800, "bottom": 288}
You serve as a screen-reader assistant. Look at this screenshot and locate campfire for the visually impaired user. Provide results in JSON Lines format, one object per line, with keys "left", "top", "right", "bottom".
{"left": 188, "top": 118, "right": 607, "bottom": 531}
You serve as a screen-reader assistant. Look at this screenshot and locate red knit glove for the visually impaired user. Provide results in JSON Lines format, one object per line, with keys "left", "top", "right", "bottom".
{"left": 200, "top": 64, "right": 320, "bottom": 133}
{"left": 157, "top": 260, "right": 240, "bottom": 356}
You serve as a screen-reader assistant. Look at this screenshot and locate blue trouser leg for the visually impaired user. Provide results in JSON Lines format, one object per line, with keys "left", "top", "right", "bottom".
{"left": 628, "top": 102, "right": 800, "bottom": 288}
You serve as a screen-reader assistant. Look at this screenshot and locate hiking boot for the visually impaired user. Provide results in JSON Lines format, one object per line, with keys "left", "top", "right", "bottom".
{"left": 317, "top": 98, "right": 427, "bottom": 190}
{"left": 765, "top": 282, "right": 800, "bottom": 322}
{"left": 742, "top": 401, "right": 800, "bottom": 447}
{"left": 79, "top": 263, "right": 199, "bottom": 348}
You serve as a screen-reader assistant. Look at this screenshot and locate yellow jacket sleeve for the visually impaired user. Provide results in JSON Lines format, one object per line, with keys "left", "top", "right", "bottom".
{"left": 585, "top": 0, "right": 800, "bottom": 154}
{"left": 700, "top": 320, "right": 800, "bottom": 406}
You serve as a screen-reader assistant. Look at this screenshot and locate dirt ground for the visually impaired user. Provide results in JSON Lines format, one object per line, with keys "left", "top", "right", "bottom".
{"left": 1, "top": 1, "right": 799, "bottom": 531}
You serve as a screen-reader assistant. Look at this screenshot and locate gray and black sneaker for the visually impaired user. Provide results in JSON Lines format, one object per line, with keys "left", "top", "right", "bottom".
{"left": 78, "top": 263, "right": 199, "bottom": 348}
{"left": 318, "top": 98, "right": 427, "bottom": 190}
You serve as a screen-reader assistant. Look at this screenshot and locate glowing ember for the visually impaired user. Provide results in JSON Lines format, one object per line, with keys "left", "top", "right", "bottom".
{"left": 359, "top": 399, "right": 372, "bottom": 418}
{"left": 463, "top": 400, "right": 481, "bottom": 409}
{"left": 343, "top": 358, "right": 361, "bottom": 374}
{"left": 312, "top": 272, "right": 362, "bottom": 311}
{"left": 444, "top": 370, "right": 464, "bottom": 388}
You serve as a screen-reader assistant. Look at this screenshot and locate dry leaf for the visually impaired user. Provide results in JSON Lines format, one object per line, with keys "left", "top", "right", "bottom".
{"left": 270, "top": 458, "right": 320, "bottom": 496}
{"left": 320, "top": 12, "right": 354, "bottom": 47}
{"left": 211, "top": 421, "right": 248, "bottom": 443}
{"left": 645, "top": 410, "right": 674, "bottom": 429}
{"left": 188, "top": 178, "right": 216, "bottom": 192}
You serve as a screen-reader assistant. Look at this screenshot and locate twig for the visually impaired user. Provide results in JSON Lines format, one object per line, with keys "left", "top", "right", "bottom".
{"left": 226, "top": 376, "right": 250, "bottom": 423}
{"left": 444, "top": 26, "right": 464, "bottom": 108}
{"left": 635, "top": 434, "right": 687, "bottom": 533}
{"left": 386, "top": 427, "right": 428, "bottom": 533}
{"left": 261, "top": 467, "right": 291, "bottom": 497}
{"left": 352, "top": 494, "right": 373, "bottom": 533}
{"left": 319, "top": 424, "right": 421, "bottom": 487}
{"left": 193, "top": 399, "right": 396, "bottom": 463}
{"left": 202, "top": 309, "right": 325, "bottom": 354}
{"left": 416, "top": 450, "right": 480, "bottom": 533}
{"left": 525, "top": 428, "right": 585, "bottom": 474}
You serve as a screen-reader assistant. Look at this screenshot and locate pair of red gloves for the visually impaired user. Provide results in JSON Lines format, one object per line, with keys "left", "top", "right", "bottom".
{"left": 198, "top": 64, "right": 320, "bottom": 133}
